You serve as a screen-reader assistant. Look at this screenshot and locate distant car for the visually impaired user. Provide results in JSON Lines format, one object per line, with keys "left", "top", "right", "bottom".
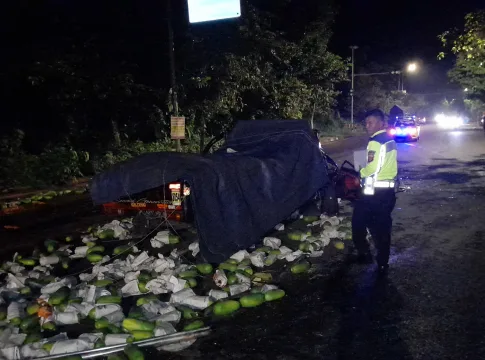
{"left": 388, "top": 119, "right": 421, "bottom": 142}
{"left": 416, "top": 116, "right": 427, "bottom": 125}
{"left": 480, "top": 116, "right": 484, "bottom": 131}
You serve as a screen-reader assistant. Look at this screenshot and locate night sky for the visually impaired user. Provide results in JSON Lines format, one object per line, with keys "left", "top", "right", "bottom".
{"left": 331, "top": 0, "right": 483, "bottom": 93}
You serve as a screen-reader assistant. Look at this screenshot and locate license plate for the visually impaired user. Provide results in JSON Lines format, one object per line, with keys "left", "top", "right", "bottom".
{"left": 131, "top": 203, "right": 147, "bottom": 208}
{"left": 171, "top": 191, "right": 181, "bottom": 206}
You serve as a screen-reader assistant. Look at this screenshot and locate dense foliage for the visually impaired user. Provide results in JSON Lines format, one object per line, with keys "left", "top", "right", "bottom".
{"left": 439, "top": 10, "right": 485, "bottom": 102}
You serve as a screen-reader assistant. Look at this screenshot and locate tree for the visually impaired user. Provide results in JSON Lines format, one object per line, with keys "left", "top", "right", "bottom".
{"left": 176, "top": 0, "right": 346, "bottom": 142}
{"left": 439, "top": 10, "right": 485, "bottom": 100}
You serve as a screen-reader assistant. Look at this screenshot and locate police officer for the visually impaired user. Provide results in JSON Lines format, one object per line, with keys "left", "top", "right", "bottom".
{"left": 350, "top": 109, "right": 398, "bottom": 274}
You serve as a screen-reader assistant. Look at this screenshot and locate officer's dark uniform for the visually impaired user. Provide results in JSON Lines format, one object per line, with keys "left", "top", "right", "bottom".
{"left": 352, "top": 129, "right": 397, "bottom": 269}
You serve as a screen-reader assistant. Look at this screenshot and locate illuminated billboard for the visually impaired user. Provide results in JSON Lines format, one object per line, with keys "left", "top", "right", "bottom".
{"left": 187, "top": 0, "right": 241, "bottom": 23}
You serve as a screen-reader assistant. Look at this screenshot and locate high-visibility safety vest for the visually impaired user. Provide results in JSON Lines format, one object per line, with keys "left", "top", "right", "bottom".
{"left": 360, "top": 130, "right": 397, "bottom": 194}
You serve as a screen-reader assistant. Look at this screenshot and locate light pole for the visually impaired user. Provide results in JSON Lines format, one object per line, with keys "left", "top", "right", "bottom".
{"left": 349, "top": 45, "right": 358, "bottom": 125}
{"left": 400, "top": 62, "right": 417, "bottom": 92}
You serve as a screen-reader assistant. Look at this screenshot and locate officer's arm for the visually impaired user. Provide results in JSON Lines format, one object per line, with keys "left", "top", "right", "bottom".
{"left": 360, "top": 141, "right": 382, "bottom": 178}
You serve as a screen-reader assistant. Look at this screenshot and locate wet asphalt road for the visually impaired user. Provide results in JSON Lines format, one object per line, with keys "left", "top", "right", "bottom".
{"left": 168, "top": 124, "right": 485, "bottom": 360}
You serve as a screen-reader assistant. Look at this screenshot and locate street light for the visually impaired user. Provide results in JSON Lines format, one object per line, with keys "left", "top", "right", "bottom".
{"left": 349, "top": 45, "right": 358, "bottom": 126}
{"left": 407, "top": 63, "right": 417, "bottom": 73}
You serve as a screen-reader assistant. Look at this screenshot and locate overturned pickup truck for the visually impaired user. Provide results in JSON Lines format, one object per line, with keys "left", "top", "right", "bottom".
{"left": 90, "top": 120, "right": 359, "bottom": 263}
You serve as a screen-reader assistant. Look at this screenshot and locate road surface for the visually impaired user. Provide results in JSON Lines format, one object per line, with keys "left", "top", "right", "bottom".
{"left": 168, "top": 124, "right": 485, "bottom": 360}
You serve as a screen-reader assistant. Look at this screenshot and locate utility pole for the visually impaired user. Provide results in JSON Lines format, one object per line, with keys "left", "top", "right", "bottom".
{"left": 167, "top": 0, "right": 181, "bottom": 152}
{"left": 349, "top": 46, "right": 358, "bottom": 126}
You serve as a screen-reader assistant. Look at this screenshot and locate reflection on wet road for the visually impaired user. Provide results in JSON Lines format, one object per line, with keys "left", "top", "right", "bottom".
{"left": 169, "top": 125, "right": 485, "bottom": 360}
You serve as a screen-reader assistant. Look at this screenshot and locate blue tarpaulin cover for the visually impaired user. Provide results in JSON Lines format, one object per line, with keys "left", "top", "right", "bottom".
{"left": 90, "top": 120, "right": 330, "bottom": 263}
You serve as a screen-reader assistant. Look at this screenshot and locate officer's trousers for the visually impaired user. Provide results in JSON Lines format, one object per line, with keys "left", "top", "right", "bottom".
{"left": 351, "top": 188, "right": 396, "bottom": 266}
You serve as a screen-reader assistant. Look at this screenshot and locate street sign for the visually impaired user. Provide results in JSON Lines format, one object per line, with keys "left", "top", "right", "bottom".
{"left": 171, "top": 116, "right": 185, "bottom": 140}
{"left": 187, "top": 0, "right": 241, "bottom": 24}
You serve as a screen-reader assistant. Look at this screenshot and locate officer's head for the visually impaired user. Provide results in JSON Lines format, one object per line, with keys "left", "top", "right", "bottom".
{"left": 364, "top": 109, "right": 386, "bottom": 135}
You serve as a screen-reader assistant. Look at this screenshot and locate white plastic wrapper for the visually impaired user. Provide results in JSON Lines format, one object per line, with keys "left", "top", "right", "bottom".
{"left": 169, "top": 248, "right": 180, "bottom": 260}
{"left": 208, "top": 289, "right": 228, "bottom": 301}
{"left": 50, "top": 339, "right": 93, "bottom": 355}
{"left": 141, "top": 300, "right": 176, "bottom": 318}
{"left": 6, "top": 274, "right": 25, "bottom": 289}
{"left": 151, "top": 231, "right": 170, "bottom": 248}
{"left": 69, "top": 303, "right": 94, "bottom": 318}
{"left": 104, "top": 334, "right": 131, "bottom": 346}
{"left": 102, "top": 310, "right": 125, "bottom": 325}
{"left": 82, "top": 235, "right": 97, "bottom": 244}
{"left": 235, "top": 273, "right": 251, "bottom": 285}
{"left": 318, "top": 233, "right": 331, "bottom": 247}
{"left": 169, "top": 288, "right": 195, "bottom": 305}
{"left": 9, "top": 264, "right": 25, "bottom": 274}
{"left": 229, "top": 283, "right": 251, "bottom": 296}
{"left": 0, "top": 346, "right": 20, "bottom": 360}
{"left": 309, "top": 250, "right": 324, "bottom": 258}
{"left": 78, "top": 333, "right": 103, "bottom": 344}
{"left": 7, "top": 302, "right": 24, "bottom": 322}
{"left": 324, "top": 226, "right": 340, "bottom": 239}
{"left": 188, "top": 242, "right": 199, "bottom": 257}
{"left": 286, "top": 250, "right": 304, "bottom": 262}
{"left": 95, "top": 288, "right": 111, "bottom": 299}
{"left": 321, "top": 215, "right": 340, "bottom": 226}
{"left": 79, "top": 272, "right": 98, "bottom": 283}
{"left": 41, "top": 278, "right": 74, "bottom": 295}
{"left": 121, "top": 280, "right": 142, "bottom": 297}
{"left": 93, "top": 304, "right": 123, "bottom": 320}
{"left": 154, "top": 322, "right": 176, "bottom": 337}
{"left": 33, "top": 265, "right": 49, "bottom": 273}
{"left": 44, "top": 333, "right": 69, "bottom": 343}
{"left": 20, "top": 344, "right": 48, "bottom": 359}
{"left": 99, "top": 220, "right": 131, "bottom": 240}
{"left": 146, "top": 275, "right": 185, "bottom": 295}
{"left": 249, "top": 252, "right": 265, "bottom": 268}
{"left": 230, "top": 250, "right": 249, "bottom": 262}
{"left": 276, "top": 246, "right": 293, "bottom": 259}
{"left": 153, "top": 256, "right": 175, "bottom": 273}
{"left": 82, "top": 285, "right": 97, "bottom": 304}
{"left": 274, "top": 223, "right": 285, "bottom": 231}
{"left": 178, "top": 296, "right": 211, "bottom": 310}
{"left": 213, "top": 270, "right": 227, "bottom": 288}
{"left": 71, "top": 246, "right": 89, "bottom": 259}
{"left": 124, "top": 271, "right": 140, "bottom": 284}
{"left": 263, "top": 237, "right": 281, "bottom": 249}
{"left": 54, "top": 311, "right": 79, "bottom": 325}
{"left": 27, "top": 271, "right": 42, "bottom": 279}
{"left": 130, "top": 251, "right": 150, "bottom": 269}
{"left": 6, "top": 333, "right": 27, "bottom": 346}
{"left": 154, "top": 310, "right": 181, "bottom": 324}
{"left": 40, "top": 255, "right": 60, "bottom": 266}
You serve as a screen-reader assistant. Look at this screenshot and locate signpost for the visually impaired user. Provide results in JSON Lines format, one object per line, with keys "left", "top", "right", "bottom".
{"left": 167, "top": 0, "right": 241, "bottom": 152}
{"left": 171, "top": 116, "right": 186, "bottom": 140}
{"left": 187, "top": 0, "right": 241, "bottom": 24}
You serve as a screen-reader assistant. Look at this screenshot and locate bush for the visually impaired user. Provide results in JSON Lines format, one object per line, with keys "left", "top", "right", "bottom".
{"left": 0, "top": 130, "right": 89, "bottom": 188}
